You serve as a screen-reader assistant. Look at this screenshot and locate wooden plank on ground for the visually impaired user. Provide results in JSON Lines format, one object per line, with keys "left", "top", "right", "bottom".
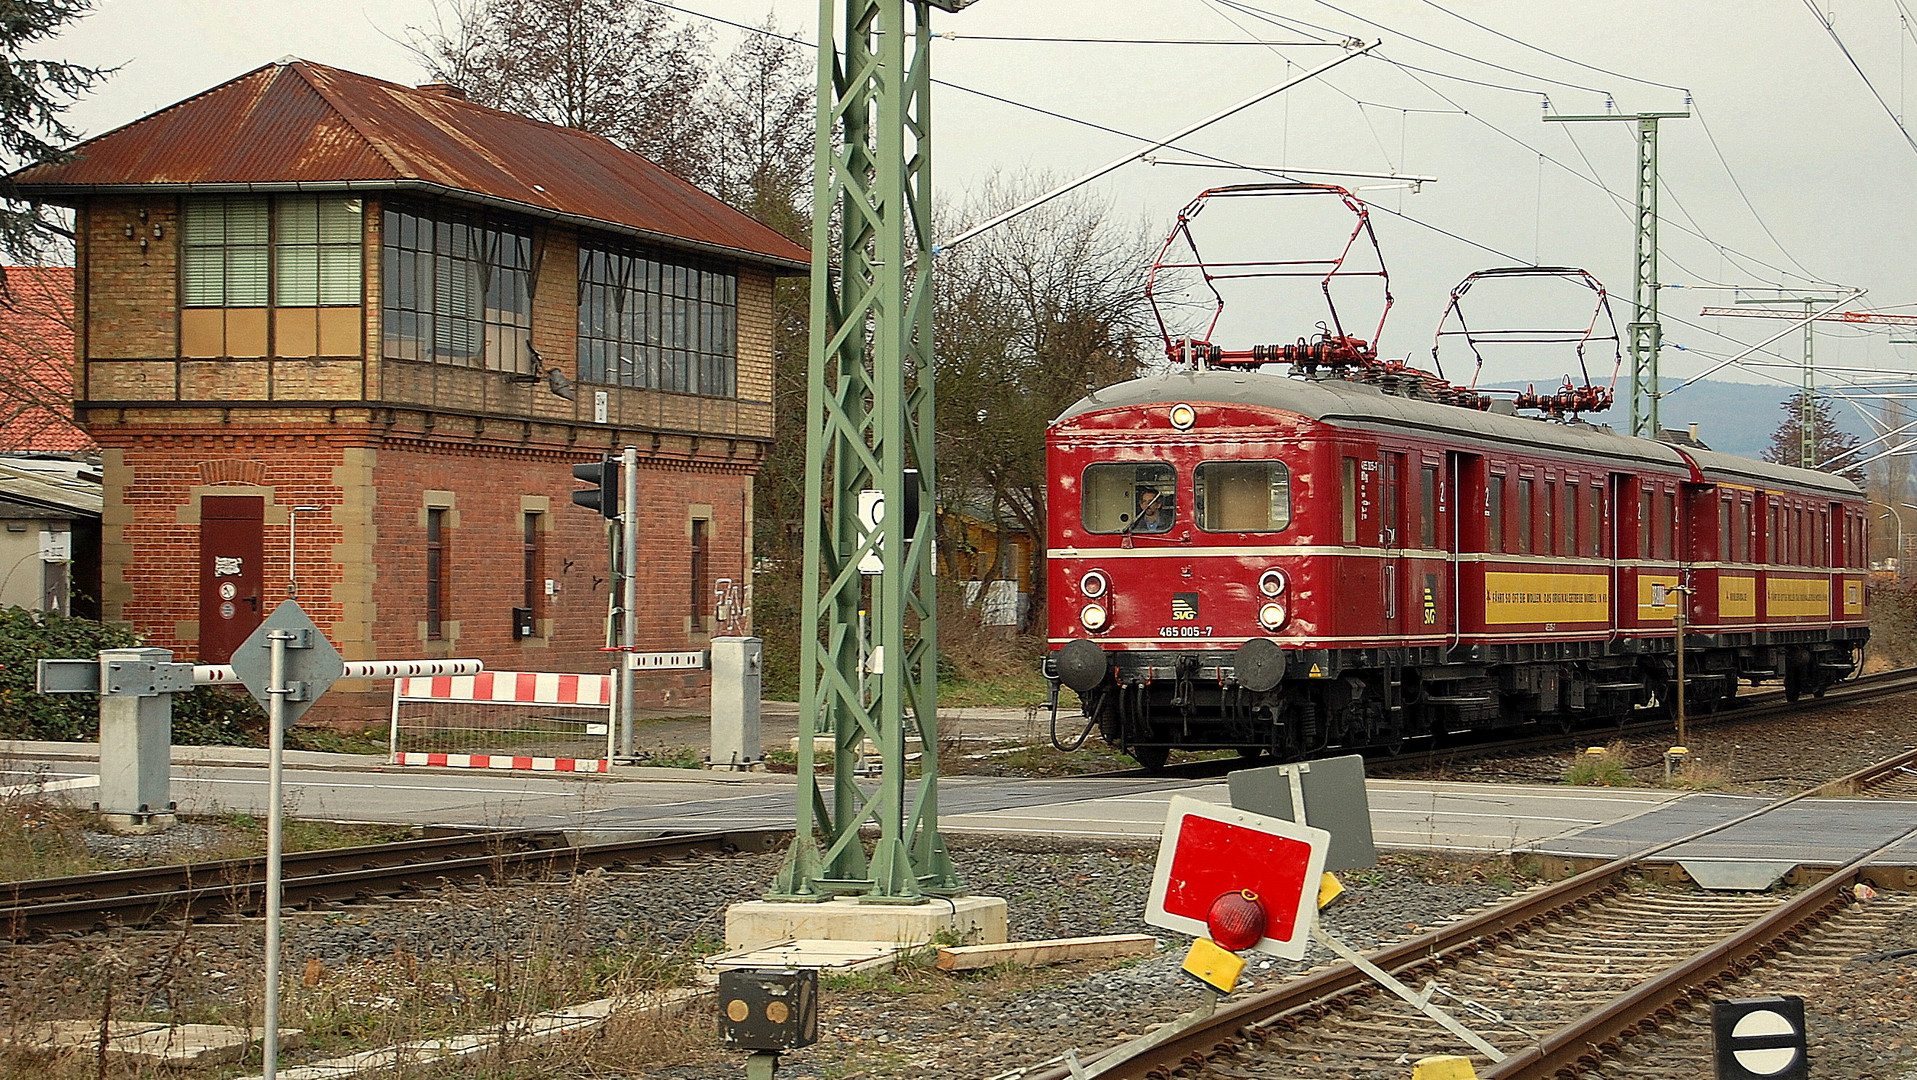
{"left": 935, "top": 933, "right": 1157, "bottom": 971}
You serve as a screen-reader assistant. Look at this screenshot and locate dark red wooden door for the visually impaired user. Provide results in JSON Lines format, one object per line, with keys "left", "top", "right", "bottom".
{"left": 199, "top": 495, "right": 265, "bottom": 663}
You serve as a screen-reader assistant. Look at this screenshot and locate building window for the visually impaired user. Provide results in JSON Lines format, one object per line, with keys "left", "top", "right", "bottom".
{"left": 577, "top": 241, "right": 737, "bottom": 396}
{"left": 382, "top": 202, "right": 532, "bottom": 371}
{"left": 183, "top": 197, "right": 269, "bottom": 306}
{"left": 182, "top": 195, "right": 363, "bottom": 307}
{"left": 523, "top": 512, "right": 542, "bottom": 622}
{"left": 690, "top": 518, "right": 709, "bottom": 629}
{"left": 426, "top": 508, "right": 447, "bottom": 640}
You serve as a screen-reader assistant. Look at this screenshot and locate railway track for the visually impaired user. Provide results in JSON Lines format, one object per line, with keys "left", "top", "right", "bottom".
{"left": 1028, "top": 751, "right": 1917, "bottom": 1080}
{"left": 1106, "top": 665, "right": 1917, "bottom": 782}
{"left": 0, "top": 827, "right": 787, "bottom": 939}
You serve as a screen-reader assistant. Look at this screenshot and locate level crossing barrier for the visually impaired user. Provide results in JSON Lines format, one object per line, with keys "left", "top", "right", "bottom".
{"left": 385, "top": 669, "right": 617, "bottom": 773}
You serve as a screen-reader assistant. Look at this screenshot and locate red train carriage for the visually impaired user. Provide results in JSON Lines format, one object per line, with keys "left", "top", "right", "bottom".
{"left": 1044, "top": 369, "right": 1868, "bottom": 769}
{"left": 1041, "top": 181, "right": 1869, "bottom": 769}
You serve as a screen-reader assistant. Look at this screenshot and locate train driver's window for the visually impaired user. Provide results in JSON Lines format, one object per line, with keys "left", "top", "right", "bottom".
{"left": 1196, "top": 460, "right": 1291, "bottom": 533}
{"left": 1081, "top": 462, "right": 1176, "bottom": 534}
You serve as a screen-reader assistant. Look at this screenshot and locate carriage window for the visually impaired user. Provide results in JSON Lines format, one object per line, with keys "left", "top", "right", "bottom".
{"left": 1766, "top": 503, "right": 1779, "bottom": 563}
{"left": 1081, "top": 462, "right": 1177, "bottom": 534}
{"left": 1196, "top": 461, "right": 1291, "bottom": 533}
{"left": 1382, "top": 453, "right": 1404, "bottom": 546}
{"left": 1517, "top": 479, "right": 1533, "bottom": 555}
{"left": 1341, "top": 457, "right": 1359, "bottom": 545}
{"left": 1655, "top": 490, "right": 1675, "bottom": 560}
{"left": 1638, "top": 487, "right": 1653, "bottom": 559}
{"left": 1563, "top": 482, "right": 1579, "bottom": 556}
{"left": 1585, "top": 483, "right": 1602, "bottom": 556}
{"left": 1419, "top": 465, "right": 1437, "bottom": 548}
{"left": 1518, "top": 477, "right": 1533, "bottom": 552}
{"left": 1487, "top": 475, "right": 1504, "bottom": 554}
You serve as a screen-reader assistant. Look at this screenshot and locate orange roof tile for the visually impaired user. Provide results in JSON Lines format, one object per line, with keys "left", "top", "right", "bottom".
{"left": 0, "top": 266, "right": 88, "bottom": 454}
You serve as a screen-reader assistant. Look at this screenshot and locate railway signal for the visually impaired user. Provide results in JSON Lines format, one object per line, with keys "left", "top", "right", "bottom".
{"left": 571, "top": 451, "right": 620, "bottom": 518}
{"left": 1712, "top": 996, "right": 1808, "bottom": 1080}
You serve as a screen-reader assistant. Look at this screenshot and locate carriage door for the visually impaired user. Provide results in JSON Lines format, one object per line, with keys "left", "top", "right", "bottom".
{"left": 1380, "top": 452, "right": 1405, "bottom": 635}
{"left": 199, "top": 495, "right": 266, "bottom": 663}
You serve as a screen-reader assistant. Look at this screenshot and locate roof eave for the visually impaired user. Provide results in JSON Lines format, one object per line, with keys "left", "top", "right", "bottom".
{"left": 13, "top": 179, "right": 810, "bottom": 274}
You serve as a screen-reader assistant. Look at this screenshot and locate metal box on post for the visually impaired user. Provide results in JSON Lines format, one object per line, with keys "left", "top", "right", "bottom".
{"left": 709, "top": 637, "right": 763, "bottom": 769}
{"left": 717, "top": 968, "right": 818, "bottom": 1051}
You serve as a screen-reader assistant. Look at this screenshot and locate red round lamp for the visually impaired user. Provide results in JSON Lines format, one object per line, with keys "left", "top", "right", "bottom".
{"left": 1206, "top": 889, "right": 1268, "bottom": 951}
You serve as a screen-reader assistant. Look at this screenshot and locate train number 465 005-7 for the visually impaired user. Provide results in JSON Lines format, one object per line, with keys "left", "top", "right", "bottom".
{"left": 1158, "top": 625, "right": 1214, "bottom": 638}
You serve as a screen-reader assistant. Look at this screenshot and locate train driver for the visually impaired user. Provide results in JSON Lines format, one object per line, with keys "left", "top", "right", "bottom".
{"left": 1132, "top": 485, "right": 1175, "bottom": 533}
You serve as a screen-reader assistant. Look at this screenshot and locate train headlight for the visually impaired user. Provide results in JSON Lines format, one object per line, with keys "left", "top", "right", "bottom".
{"left": 1258, "top": 569, "right": 1288, "bottom": 597}
{"left": 1258, "top": 601, "right": 1287, "bottom": 631}
{"left": 1080, "top": 569, "right": 1109, "bottom": 599}
{"left": 1168, "top": 403, "right": 1197, "bottom": 431}
{"left": 1081, "top": 603, "right": 1109, "bottom": 632}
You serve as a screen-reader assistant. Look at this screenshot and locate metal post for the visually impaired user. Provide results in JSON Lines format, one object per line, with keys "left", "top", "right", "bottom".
{"left": 1672, "top": 586, "right": 1688, "bottom": 748}
{"left": 1802, "top": 300, "right": 1817, "bottom": 468}
{"left": 261, "top": 626, "right": 292, "bottom": 1080}
{"left": 1543, "top": 109, "right": 1687, "bottom": 438}
{"left": 619, "top": 445, "right": 639, "bottom": 758}
{"left": 771, "top": 0, "right": 960, "bottom": 901}
{"left": 95, "top": 647, "right": 177, "bottom": 834}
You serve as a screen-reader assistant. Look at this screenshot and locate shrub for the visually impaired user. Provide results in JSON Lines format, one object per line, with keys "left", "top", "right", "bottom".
{"left": 0, "top": 607, "right": 267, "bottom": 745}
{"left": 0, "top": 606, "right": 140, "bottom": 740}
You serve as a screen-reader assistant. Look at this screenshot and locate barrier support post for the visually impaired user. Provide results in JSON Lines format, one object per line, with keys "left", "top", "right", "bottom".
{"left": 96, "top": 647, "right": 183, "bottom": 834}
{"left": 710, "top": 637, "right": 763, "bottom": 770}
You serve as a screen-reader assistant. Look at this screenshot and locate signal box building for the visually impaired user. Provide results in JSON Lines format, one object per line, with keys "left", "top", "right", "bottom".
{"left": 13, "top": 59, "right": 807, "bottom": 725}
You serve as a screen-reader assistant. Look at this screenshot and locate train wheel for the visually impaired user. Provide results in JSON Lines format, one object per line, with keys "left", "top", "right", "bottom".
{"left": 1131, "top": 745, "right": 1170, "bottom": 773}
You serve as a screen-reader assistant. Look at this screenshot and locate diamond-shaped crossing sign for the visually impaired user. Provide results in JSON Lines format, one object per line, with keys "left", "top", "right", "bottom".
{"left": 229, "top": 600, "right": 344, "bottom": 726}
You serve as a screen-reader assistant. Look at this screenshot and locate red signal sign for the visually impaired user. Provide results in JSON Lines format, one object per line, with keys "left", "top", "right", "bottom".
{"left": 1145, "top": 795, "right": 1330, "bottom": 960}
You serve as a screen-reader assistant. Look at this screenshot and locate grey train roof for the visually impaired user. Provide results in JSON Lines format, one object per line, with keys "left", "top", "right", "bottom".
{"left": 1054, "top": 368, "right": 1862, "bottom": 499}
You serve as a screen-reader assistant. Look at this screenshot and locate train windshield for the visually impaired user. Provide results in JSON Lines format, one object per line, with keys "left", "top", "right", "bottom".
{"left": 1082, "top": 463, "right": 1177, "bottom": 534}
{"left": 1195, "top": 460, "right": 1292, "bottom": 533}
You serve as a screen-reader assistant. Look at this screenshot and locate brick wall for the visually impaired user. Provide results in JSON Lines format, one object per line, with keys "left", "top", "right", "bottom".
{"left": 83, "top": 195, "right": 179, "bottom": 365}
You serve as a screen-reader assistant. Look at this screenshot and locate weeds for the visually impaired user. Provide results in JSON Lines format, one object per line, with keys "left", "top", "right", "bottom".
{"left": 1563, "top": 742, "right": 1634, "bottom": 787}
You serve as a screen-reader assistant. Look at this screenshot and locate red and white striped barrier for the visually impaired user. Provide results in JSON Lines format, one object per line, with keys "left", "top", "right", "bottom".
{"left": 390, "top": 669, "right": 616, "bottom": 773}
{"left": 391, "top": 752, "right": 610, "bottom": 773}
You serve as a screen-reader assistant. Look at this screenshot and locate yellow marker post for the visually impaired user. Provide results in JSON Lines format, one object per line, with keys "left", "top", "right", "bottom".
{"left": 1180, "top": 938, "right": 1245, "bottom": 994}
{"left": 1664, "top": 746, "right": 1689, "bottom": 783}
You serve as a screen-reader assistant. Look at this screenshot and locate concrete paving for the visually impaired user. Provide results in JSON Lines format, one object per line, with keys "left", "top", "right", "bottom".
{"left": 6, "top": 739, "right": 1915, "bottom": 865}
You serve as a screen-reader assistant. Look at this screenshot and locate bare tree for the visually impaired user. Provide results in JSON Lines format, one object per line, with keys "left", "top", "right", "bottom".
{"left": 703, "top": 18, "right": 812, "bottom": 234}
{"left": 934, "top": 175, "right": 1163, "bottom": 627}
{"left": 400, "top": 0, "right": 714, "bottom": 180}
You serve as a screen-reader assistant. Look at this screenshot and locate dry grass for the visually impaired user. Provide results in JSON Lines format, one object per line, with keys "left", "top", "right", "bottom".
{"left": 1562, "top": 742, "right": 1635, "bottom": 787}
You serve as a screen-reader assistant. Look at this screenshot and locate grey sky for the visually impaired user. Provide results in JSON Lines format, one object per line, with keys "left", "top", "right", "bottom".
{"left": 42, "top": 0, "right": 1917, "bottom": 419}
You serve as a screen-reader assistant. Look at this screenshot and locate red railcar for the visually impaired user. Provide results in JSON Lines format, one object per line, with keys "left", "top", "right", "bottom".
{"left": 1044, "top": 370, "right": 1868, "bottom": 769}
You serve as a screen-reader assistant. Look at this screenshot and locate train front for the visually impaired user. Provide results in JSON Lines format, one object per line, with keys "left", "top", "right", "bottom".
{"left": 1045, "top": 372, "right": 1324, "bottom": 770}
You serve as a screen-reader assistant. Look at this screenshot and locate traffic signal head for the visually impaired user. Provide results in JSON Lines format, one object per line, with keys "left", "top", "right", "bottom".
{"left": 572, "top": 452, "right": 620, "bottom": 518}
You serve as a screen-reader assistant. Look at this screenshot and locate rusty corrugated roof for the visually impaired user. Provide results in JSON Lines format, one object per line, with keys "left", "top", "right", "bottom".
{"left": 13, "top": 60, "right": 809, "bottom": 271}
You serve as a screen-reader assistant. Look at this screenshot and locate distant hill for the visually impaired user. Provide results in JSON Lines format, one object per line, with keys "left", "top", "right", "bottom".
{"left": 1487, "top": 379, "right": 1879, "bottom": 462}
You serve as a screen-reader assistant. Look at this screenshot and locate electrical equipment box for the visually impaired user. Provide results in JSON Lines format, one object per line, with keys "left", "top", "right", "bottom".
{"left": 512, "top": 607, "right": 534, "bottom": 639}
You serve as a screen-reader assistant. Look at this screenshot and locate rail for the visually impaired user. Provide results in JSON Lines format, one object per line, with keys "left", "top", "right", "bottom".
{"left": 1026, "top": 740, "right": 1917, "bottom": 1079}
{"left": 0, "top": 828, "right": 787, "bottom": 940}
